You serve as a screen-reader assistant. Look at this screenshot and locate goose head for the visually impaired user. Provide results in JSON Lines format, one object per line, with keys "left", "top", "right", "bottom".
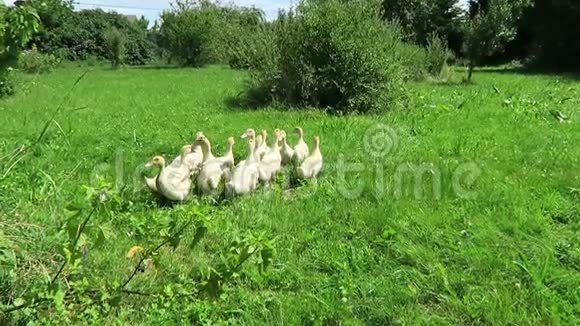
{"left": 241, "top": 128, "right": 256, "bottom": 140}
{"left": 274, "top": 128, "right": 282, "bottom": 146}
{"left": 226, "top": 137, "right": 235, "bottom": 152}
{"left": 294, "top": 127, "right": 304, "bottom": 139}
{"left": 280, "top": 130, "right": 289, "bottom": 146}
{"left": 192, "top": 131, "right": 205, "bottom": 146}
{"left": 145, "top": 156, "right": 165, "bottom": 169}
{"left": 261, "top": 129, "right": 268, "bottom": 143}
{"left": 313, "top": 135, "right": 320, "bottom": 150}
{"left": 181, "top": 144, "right": 192, "bottom": 160}
{"left": 272, "top": 129, "right": 281, "bottom": 149}
{"left": 194, "top": 135, "right": 213, "bottom": 161}
{"left": 193, "top": 131, "right": 205, "bottom": 141}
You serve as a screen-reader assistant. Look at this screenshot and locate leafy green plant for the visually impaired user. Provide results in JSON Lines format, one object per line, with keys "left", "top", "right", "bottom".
{"left": 395, "top": 41, "right": 427, "bottom": 81}
{"left": 103, "top": 26, "right": 126, "bottom": 69}
{"left": 425, "top": 32, "right": 448, "bottom": 77}
{"left": 246, "top": 0, "right": 407, "bottom": 113}
{"left": 382, "top": 0, "right": 464, "bottom": 52}
{"left": 0, "top": 178, "right": 275, "bottom": 323}
{"left": 18, "top": 46, "right": 59, "bottom": 73}
{"left": 25, "top": 2, "right": 152, "bottom": 65}
{"left": 1, "top": 3, "right": 40, "bottom": 97}
{"left": 158, "top": 1, "right": 219, "bottom": 66}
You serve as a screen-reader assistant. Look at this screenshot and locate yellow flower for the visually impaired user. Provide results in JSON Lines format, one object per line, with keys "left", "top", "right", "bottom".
{"left": 126, "top": 246, "right": 143, "bottom": 259}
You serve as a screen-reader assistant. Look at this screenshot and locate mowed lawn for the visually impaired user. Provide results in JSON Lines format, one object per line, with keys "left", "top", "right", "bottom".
{"left": 1, "top": 65, "right": 579, "bottom": 324}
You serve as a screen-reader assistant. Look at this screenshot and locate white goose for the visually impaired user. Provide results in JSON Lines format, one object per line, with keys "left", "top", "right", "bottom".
{"left": 255, "top": 129, "right": 270, "bottom": 160}
{"left": 279, "top": 130, "right": 295, "bottom": 165}
{"left": 145, "top": 148, "right": 192, "bottom": 201}
{"left": 171, "top": 131, "right": 204, "bottom": 174}
{"left": 292, "top": 127, "right": 309, "bottom": 161}
{"left": 239, "top": 128, "right": 258, "bottom": 167}
{"left": 258, "top": 130, "right": 282, "bottom": 183}
{"left": 145, "top": 144, "right": 191, "bottom": 194}
{"left": 226, "top": 138, "right": 259, "bottom": 196}
{"left": 297, "top": 135, "right": 323, "bottom": 179}
{"left": 196, "top": 136, "right": 235, "bottom": 194}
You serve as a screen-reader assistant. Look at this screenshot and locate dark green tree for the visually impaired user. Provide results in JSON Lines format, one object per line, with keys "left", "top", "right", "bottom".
{"left": 1, "top": 3, "right": 40, "bottom": 96}
{"left": 463, "top": 0, "right": 531, "bottom": 81}
{"left": 528, "top": 0, "right": 580, "bottom": 70}
{"left": 382, "top": 0, "right": 463, "bottom": 51}
{"left": 103, "top": 26, "right": 126, "bottom": 69}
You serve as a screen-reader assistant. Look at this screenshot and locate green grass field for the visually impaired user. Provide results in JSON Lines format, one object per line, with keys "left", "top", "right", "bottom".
{"left": 1, "top": 65, "right": 579, "bottom": 324}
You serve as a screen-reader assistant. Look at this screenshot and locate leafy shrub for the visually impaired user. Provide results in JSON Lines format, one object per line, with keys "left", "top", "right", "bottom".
{"left": 425, "top": 33, "right": 448, "bottom": 77}
{"left": 1, "top": 3, "right": 40, "bottom": 97}
{"left": 103, "top": 26, "right": 126, "bottom": 69}
{"left": 446, "top": 49, "right": 457, "bottom": 65}
{"left": 0, "top": 181, "right": 275, "bottom": 324}
{"left": 0, "top": 68, "right": 15, "bottom": 97}
{"left": 81, "top": 55, "right": 100, "bottom": 67}
{"left": 158, "top": 3, "right": 219, "bottom": 66}
{"left": 158, "top": 2, "right": 265, "bottom": 67}
{"left": 247, "top": 0, "right": 407, "bottom": 113}
{"left": 228, "top": 23, "right": 275, "bottom": 70}
{"left": 395, "top": 42, "right": 427, "bottom": 81}
{"left": 28, "top": 5, "right": 151, "bottom": 65}
{"left": 18, "top": 46, "right": 59, "bottom": 73}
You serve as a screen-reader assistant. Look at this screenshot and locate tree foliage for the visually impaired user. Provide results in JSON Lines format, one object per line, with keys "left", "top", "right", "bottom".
{"left": 158, "top": 0, "right": 265, "bottom": 66}
{"left": 103, "top": 26, "right": 126, "bottom": 69}
{"left": 246, "top": 0, "right": 408, "bottom": 113}
{"left": 527, "top": 0, "right": 580, "bottom": 70}
{"left": 463, "top": 0, "right": 531, "bottom": 80}
{"left": 382, "top": 0, "right": 463, "bottom": 52}
{"left": 158, "top": 1, "right": 220, "bottom": 66}
{"left": 1, "top": 2, "right": 40, "bottom": 96}
{"left": 24, "top": 1, "right": 151, "bottom": 65}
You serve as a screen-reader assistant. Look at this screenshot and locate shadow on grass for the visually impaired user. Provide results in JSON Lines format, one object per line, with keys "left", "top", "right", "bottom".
{"left": 224, "top": 84, "right": 279, "bottom": 111}
{"left": 459, "top": 65, "right": 580, "bottom": 81}
{"left": 130, "top": 65, "right": 183, "bottom": 71}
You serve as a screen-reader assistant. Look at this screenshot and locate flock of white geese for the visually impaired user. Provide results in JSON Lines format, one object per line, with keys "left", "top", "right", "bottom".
{"left": 144, "top": 127, "right": 323, "bottom": 201}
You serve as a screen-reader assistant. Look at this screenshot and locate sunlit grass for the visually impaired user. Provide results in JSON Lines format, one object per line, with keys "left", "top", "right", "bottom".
{"left": 0, "top": 65, "right": 578, "bottom": 323}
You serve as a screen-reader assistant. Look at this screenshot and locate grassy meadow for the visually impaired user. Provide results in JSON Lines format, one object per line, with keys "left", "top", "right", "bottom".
{"left": 1, "top": 65, "right": 579, "bottom": 323}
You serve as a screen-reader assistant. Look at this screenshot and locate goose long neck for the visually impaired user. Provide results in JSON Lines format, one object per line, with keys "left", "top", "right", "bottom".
{"left": 296, "top": 127, "right": 304, "bottom": 140}
{"left": 272, "top": 134, "right": 280, "bottom": 151}
{"left": 201, "top": 140, "right": 213, "bottom": 162}
{"left": 247, "top": 142, "right": 255, "bottom": 160}
{"left": 312, "top": 139, "right": 320, "bottom": 154}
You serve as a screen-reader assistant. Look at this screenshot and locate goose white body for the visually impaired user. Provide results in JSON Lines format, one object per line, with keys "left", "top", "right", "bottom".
{"left": 297, "top": 136, "right": 322, "bottom": 179}
{"left": 227, "top": 139, "right": 259, "bottom": 196}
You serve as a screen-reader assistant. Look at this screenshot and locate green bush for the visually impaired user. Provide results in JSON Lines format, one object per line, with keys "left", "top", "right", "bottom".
{"left": 28, "top": 5, "right": 152, "bottom": 65}
{"left": 158, "top": 2, "right": 266, "bottom": 67}
{"left": 1, "top": 3, "right": 40, "bottom": 97}
{"left": 425, "top": 32, "right": 448, "bottom": 77}
{"left": 103, "top": 26, "right": 126, "bottom": 69}
{"left": 18, "top": 47, "right": 59, "bottom": 73}
{"left": 158, "top": 3, "right": 219, "bottom": 66}
{"left": 228, "top": 23, "right": 275, "bottom": 70}
{"left": 395, "top": 42, "right": 427, "bottom": 81}
{"left": 247, "top": 0, "right": 407, "bottom": 113}
{"left": 0, "top": 68, "right": 15, "bottom": 97}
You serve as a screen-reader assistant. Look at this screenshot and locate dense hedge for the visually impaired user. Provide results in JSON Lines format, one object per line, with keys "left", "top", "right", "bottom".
{"left": 29, "top": 1, "right": 152, "bottom": 65}
{"left": 244, "top": 0, "right": 409, "bottom": 113}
